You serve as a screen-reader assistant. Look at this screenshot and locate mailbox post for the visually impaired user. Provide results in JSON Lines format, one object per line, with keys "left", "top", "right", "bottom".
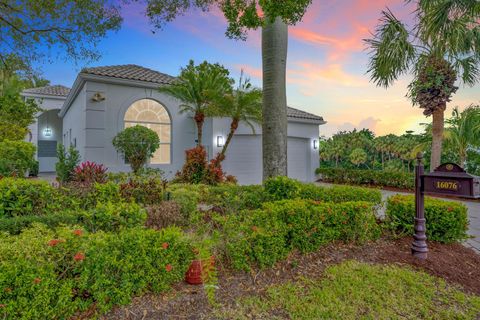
{"left": 412, "top": 154, "right": 479, "bottom": 260}
{"left": 412, "top": 153, "right": 428, "bottom": 259}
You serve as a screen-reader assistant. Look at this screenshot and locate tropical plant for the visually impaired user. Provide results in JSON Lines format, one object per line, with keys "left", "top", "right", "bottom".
{"left": 112, "top": 125, "right": 160, "bottom": 174}
{"left": 0, "top": 140, "right": 36, "bottom": 177}
{"left": 159, "top": 60, "right": 233, "bottom": 146}
{"left": 141, "top": 0, "right": 313, "bottom": 179}
{"left": 212, "top": 71, "right": 262, "bottom": 163}
{"left": 349, "top": 148, "right": 368, "bottom": 168}
{"left": 56, "top": 144, "right": 81, "bottom": 183}
{"left": 444, "top": 106, "right": 480, "bottom": 167}
{"left": 365, "top": 1, "right": 480, "bottom": 171}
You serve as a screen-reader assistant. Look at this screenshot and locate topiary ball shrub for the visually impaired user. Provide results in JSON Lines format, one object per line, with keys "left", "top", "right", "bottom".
{"left": 263, "top": 176, "right": 301, "bottom": 201}
{"left": 386, "top": 195, "right": 468, "bottom": 243}
{"left": 112, "top": 125, "right": 160, "bottom": 173}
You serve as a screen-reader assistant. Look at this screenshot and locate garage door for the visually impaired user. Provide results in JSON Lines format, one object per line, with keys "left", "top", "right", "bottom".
{"left": 222, "top": 135, "right": 262, "bottom": 185}
{"left": 288, "top": 137, "right": 309, "bottom": 182}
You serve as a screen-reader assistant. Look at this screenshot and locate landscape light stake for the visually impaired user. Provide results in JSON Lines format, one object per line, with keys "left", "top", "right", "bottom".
{"left": 411, "top": 152, "right": 428, "bottom": 259}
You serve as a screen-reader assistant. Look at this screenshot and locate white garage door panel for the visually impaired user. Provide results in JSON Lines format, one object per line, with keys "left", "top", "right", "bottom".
{"left": 222, "top": 135, "right": 262, "bottom": 185}
{"left": 288, "top": 137, "right": 309, "bottom": 182}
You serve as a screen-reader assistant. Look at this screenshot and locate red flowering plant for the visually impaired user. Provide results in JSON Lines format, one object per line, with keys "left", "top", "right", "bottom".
{"left": 72, "top": 161, "right": 108, "bottom": 186}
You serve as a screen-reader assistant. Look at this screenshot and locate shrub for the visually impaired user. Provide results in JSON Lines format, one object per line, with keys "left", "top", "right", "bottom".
{"left": 56, "top": 144, "right": 81, "bottom": 183}
{"left": 29, "top": 160, "right": 39, "bottom": 177}
{"left": 112, "top": 125, "right": 160, "bottom": 173}
{"left": 72, "top": 161, "right": 108, "bottom": 185}
{"left": 0, "top": 140, "right": 36, "bottom": 177}
{"left": 0, "top": 224, "right": 193, "bottom": 318}
{"left": 78, "top": 202, "right": 147, "bottom": 232}
{"left": 169, "top": 186, "right": 200, "bottom": 219}
{"left": 107, "top": 167, "right": 165, "bottom": 184}
{"left": 201, "top": 184, "right": 268, "bottom": 212}
{"left": 298, "top": 183, "right": 382, "bottom": 205}
{"left": 316, "top": 167, "right": 414, "bottom": 190}
{"left": 0, "top": 178, "right": 76, "bottom": 217}
{"left": 386, "top": 195, "right": 468, "bottom": 243}
{"left": 145, "top": 201, "right": 184, "bottom": 229}
{"left": 119, "top": 175, "right": 166, "bottom": 205}
{"left": 0, "top": 212, "right": 79, "bottom": 235}
{"left": 263, "top": 176, "right": 301, "bottom": 201}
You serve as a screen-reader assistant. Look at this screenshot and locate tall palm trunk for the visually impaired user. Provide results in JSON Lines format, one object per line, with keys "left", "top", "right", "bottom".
{"left": 262, "top": 16, "right": 288, "bottom": 180}
{"left": 194, "top": 112, "right": 205, "bottom": 146}
{"left": 216, "top": 118, "right": 239, "bottom": 164}
{"left": 430, "top": 105, "right": 445, "bottom": 171}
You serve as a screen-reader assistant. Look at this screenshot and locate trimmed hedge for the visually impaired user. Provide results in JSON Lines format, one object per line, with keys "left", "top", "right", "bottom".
{"left": 386, "top": 195, "right": 468, "bottom": 243}
{"left": 0, "top": 224, "right": 193, "bottom": 318}
{"left": 0, "top": 212, "right": 79, "bottom": 235}
{"left": 221, "top": 199, "right": 380, "bottom": 271}
{"left": 316, "top": 167, "right": 414, "bottom": 190}
{"left": 298, "top": 183, "right": 382, "bottom": 205}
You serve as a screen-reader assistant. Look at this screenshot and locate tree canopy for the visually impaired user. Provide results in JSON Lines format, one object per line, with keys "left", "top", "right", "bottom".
{"left": 0, "top": 0, "right": 122, "bottom": 68}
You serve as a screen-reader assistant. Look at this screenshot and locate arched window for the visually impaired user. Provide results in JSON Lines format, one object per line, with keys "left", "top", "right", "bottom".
{"left": 124, "top": 99, "right": 171, "bottom": 164}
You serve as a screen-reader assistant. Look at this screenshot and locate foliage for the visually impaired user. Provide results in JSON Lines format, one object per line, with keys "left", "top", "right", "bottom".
{"left": 317, "top": 167, "right": 415, "bottom": 190}
{"left": 56, "top": 144, "right": 81, "bottom": 183}
{"left": 175, "top": 146, "right": 230, "bottom": 185}
{"left": 386, "top": 195, "right": 468, "bottom": 243}
{"left": 201, "top": 184, "right": 269, "bottom": 213}
{"left": 0, "top": 212, "right": 79, "bottom": 235}
{"left": 221, "top": 199, "right": 380, "bottom": 271}
{"left": 0, "top": 77, "right": 41, "bottom": 142}
{"left": 0, "top": 140, "right": 36, "bottom": 177}
{"left": 0, "top": 178, "right": 76, "bottom": 217}
{"left": 29, "top": 160, "right": 39, "bottom": 177}
{"left": 112, "top": 125, "right": 160, "bottom": 173}
{"left": 263, "top": 176, "right": 301, "bottom": 201}
{"left": 349, "top": 148, "right": 368, "bottom": 167}
{"left": 298, "top": 183, "right": 383, "bottom": 205}
{"left": 211, "top": 71, "right": 262, "bottom": 161}
{"left": 78, "top": 202, "right": 147, "bottom": 232}
{"left": 119, "top": 175, "right": 166, "bottom": 205}
{"left": 72, "top": 161, "right": 108, "bottom": 185}
{"left": 0, "top": 224, "right": 193, "bottom": 318}
{"left": 169, "top": 186, "right": 201, "bottom": 219}
{"left": 159, "top": 60, "right": 233, "bottom": 145}
{"left": 218, "top": 261, "right": 480, "bottom": 319}
{"left": 145, "top": 201, "right": 185, "bottom": 229}
{"left": 0, "top": 0, "right": 122, "bottom": 69}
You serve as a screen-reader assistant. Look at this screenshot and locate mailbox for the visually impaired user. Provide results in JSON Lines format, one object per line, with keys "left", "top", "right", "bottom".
{"left": 422, "top": 163, "right": 480, "bottom": 199}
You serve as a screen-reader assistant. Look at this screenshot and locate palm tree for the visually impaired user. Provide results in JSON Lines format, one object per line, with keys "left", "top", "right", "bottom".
{"left": 444, "top": 106, "right": 480, "bottom": 167}
{"left": 159, "top": 60, "right": 233, "bottom": 146}
{"left": 212, "top": 72, "right": 262, "bottom": 163}
{"left": 365, "top": 1, "right": 480, "bottom": 171}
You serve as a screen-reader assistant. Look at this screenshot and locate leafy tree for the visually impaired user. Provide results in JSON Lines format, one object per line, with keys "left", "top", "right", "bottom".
{"left": 349, "top": 148, "right": 368, "bottom": 168}
{"left": 112, "top": 125, "right": 160, "bottom": 173}
{"left": 138, "top": 0, "right": 313, "bottom": 179}
{"left": 365, "top": 1, "right": 480, "bottom": 171}
{"left": 444, "top": 106, "right": 480, "bottom": 167}
{"left": 212, "top": 71, "right": 262, "bottom": 163}
{"left": 159, "top": 60, "right": 233, "bottom": 146}
{"left": 0, "top": 140, "right": 36, "bottom": 177}
{"left": 0, "top": 0, "right": 122, "bottom": 68}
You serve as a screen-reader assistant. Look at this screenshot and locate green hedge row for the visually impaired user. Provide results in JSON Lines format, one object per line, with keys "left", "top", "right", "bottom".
{"left": 386, "top": 195, "right": 468, "bottom": 243}
{"left": 220, "top": 199, "right": 381, "bottom": 271}
{"left": 0, "top": 224, "right": 193, "bottom": 319}
{"left": 316, "top": 167, "right": 414, "bottom": 190}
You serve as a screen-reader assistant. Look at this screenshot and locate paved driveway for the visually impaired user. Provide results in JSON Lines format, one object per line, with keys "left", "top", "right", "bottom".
{"left": 317, "top": 182, "right": 480, "bottom": 253}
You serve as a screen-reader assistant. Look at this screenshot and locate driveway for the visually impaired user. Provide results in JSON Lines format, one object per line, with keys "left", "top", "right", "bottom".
{"left": 317, "top": 182, "right": 480, "bottom": 253}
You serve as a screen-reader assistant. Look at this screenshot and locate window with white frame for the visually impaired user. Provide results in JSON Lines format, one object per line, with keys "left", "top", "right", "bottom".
{"left": 124, "top": 99, "right": 171, "bottom": 164}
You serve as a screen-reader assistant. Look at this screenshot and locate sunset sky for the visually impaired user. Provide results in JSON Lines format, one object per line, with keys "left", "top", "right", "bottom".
{"left": 38, "top": 0, "right": 480, "bottom": 137}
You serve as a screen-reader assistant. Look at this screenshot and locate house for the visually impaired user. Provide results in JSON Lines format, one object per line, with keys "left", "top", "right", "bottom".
{"left": 22, "top": 65, "right": 326, "bottom": 184}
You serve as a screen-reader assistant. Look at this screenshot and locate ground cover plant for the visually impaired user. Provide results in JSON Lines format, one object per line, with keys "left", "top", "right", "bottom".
{"left": 216, "top": 261, "right": 480, "bottom": 320}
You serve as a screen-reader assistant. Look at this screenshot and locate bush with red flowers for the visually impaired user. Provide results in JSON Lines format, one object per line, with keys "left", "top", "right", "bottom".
{"left": 0, "top": 224, "right": 193, "bottom": 318}
{"left": 72, "top": 161, "right": 108, "bottom": 185}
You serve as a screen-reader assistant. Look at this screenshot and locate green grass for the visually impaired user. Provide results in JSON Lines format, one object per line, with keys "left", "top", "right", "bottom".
{"left": 216, "top": 261, "right": 480, "bottom": 320}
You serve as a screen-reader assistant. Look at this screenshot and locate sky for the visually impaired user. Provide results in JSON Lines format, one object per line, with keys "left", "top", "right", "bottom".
{"left": 37, "top": 0, "right": 480, "bottom": 137}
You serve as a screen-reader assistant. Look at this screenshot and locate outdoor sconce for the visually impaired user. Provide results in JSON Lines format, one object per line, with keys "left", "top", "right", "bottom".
{"left": 43, "top": 127, "right": 52, "bottom": 137}
{"left": 217, "top": 136, "right": 225, "bottom": 147}
{"left": 313, "top": 139, "right": 318, "bottom": 150}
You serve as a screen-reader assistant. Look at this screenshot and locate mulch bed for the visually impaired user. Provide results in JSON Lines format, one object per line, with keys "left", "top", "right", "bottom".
{"left": 101, "top": 237, "right": 480, "bottom": 320}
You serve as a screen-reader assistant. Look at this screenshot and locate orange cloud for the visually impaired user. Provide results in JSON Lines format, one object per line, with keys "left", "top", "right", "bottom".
{"left": 288, "top": 61, "right": 368, "bottom": 87}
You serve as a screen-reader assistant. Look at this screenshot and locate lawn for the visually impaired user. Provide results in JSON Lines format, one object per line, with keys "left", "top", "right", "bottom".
{"left": 216, "top": 261, "right": 480, "bottom": 320}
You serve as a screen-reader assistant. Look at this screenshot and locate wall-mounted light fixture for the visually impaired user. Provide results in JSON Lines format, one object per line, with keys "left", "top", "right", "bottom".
{"left": 43, "top": 127, "right": 52, "bottom": 137}
{"left": 91, "top": 92, "right": 105, "bottom": 102}
{"left": 217, "top": 135, "right": 225, "bottom": 147}
{"left": 313, "top": 139, "right": 318, "bottom": 150}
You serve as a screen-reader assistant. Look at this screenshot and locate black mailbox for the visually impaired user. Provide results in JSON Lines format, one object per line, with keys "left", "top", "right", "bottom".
{"left": 422, "top": 163, "right": 480, "bottom": 199}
